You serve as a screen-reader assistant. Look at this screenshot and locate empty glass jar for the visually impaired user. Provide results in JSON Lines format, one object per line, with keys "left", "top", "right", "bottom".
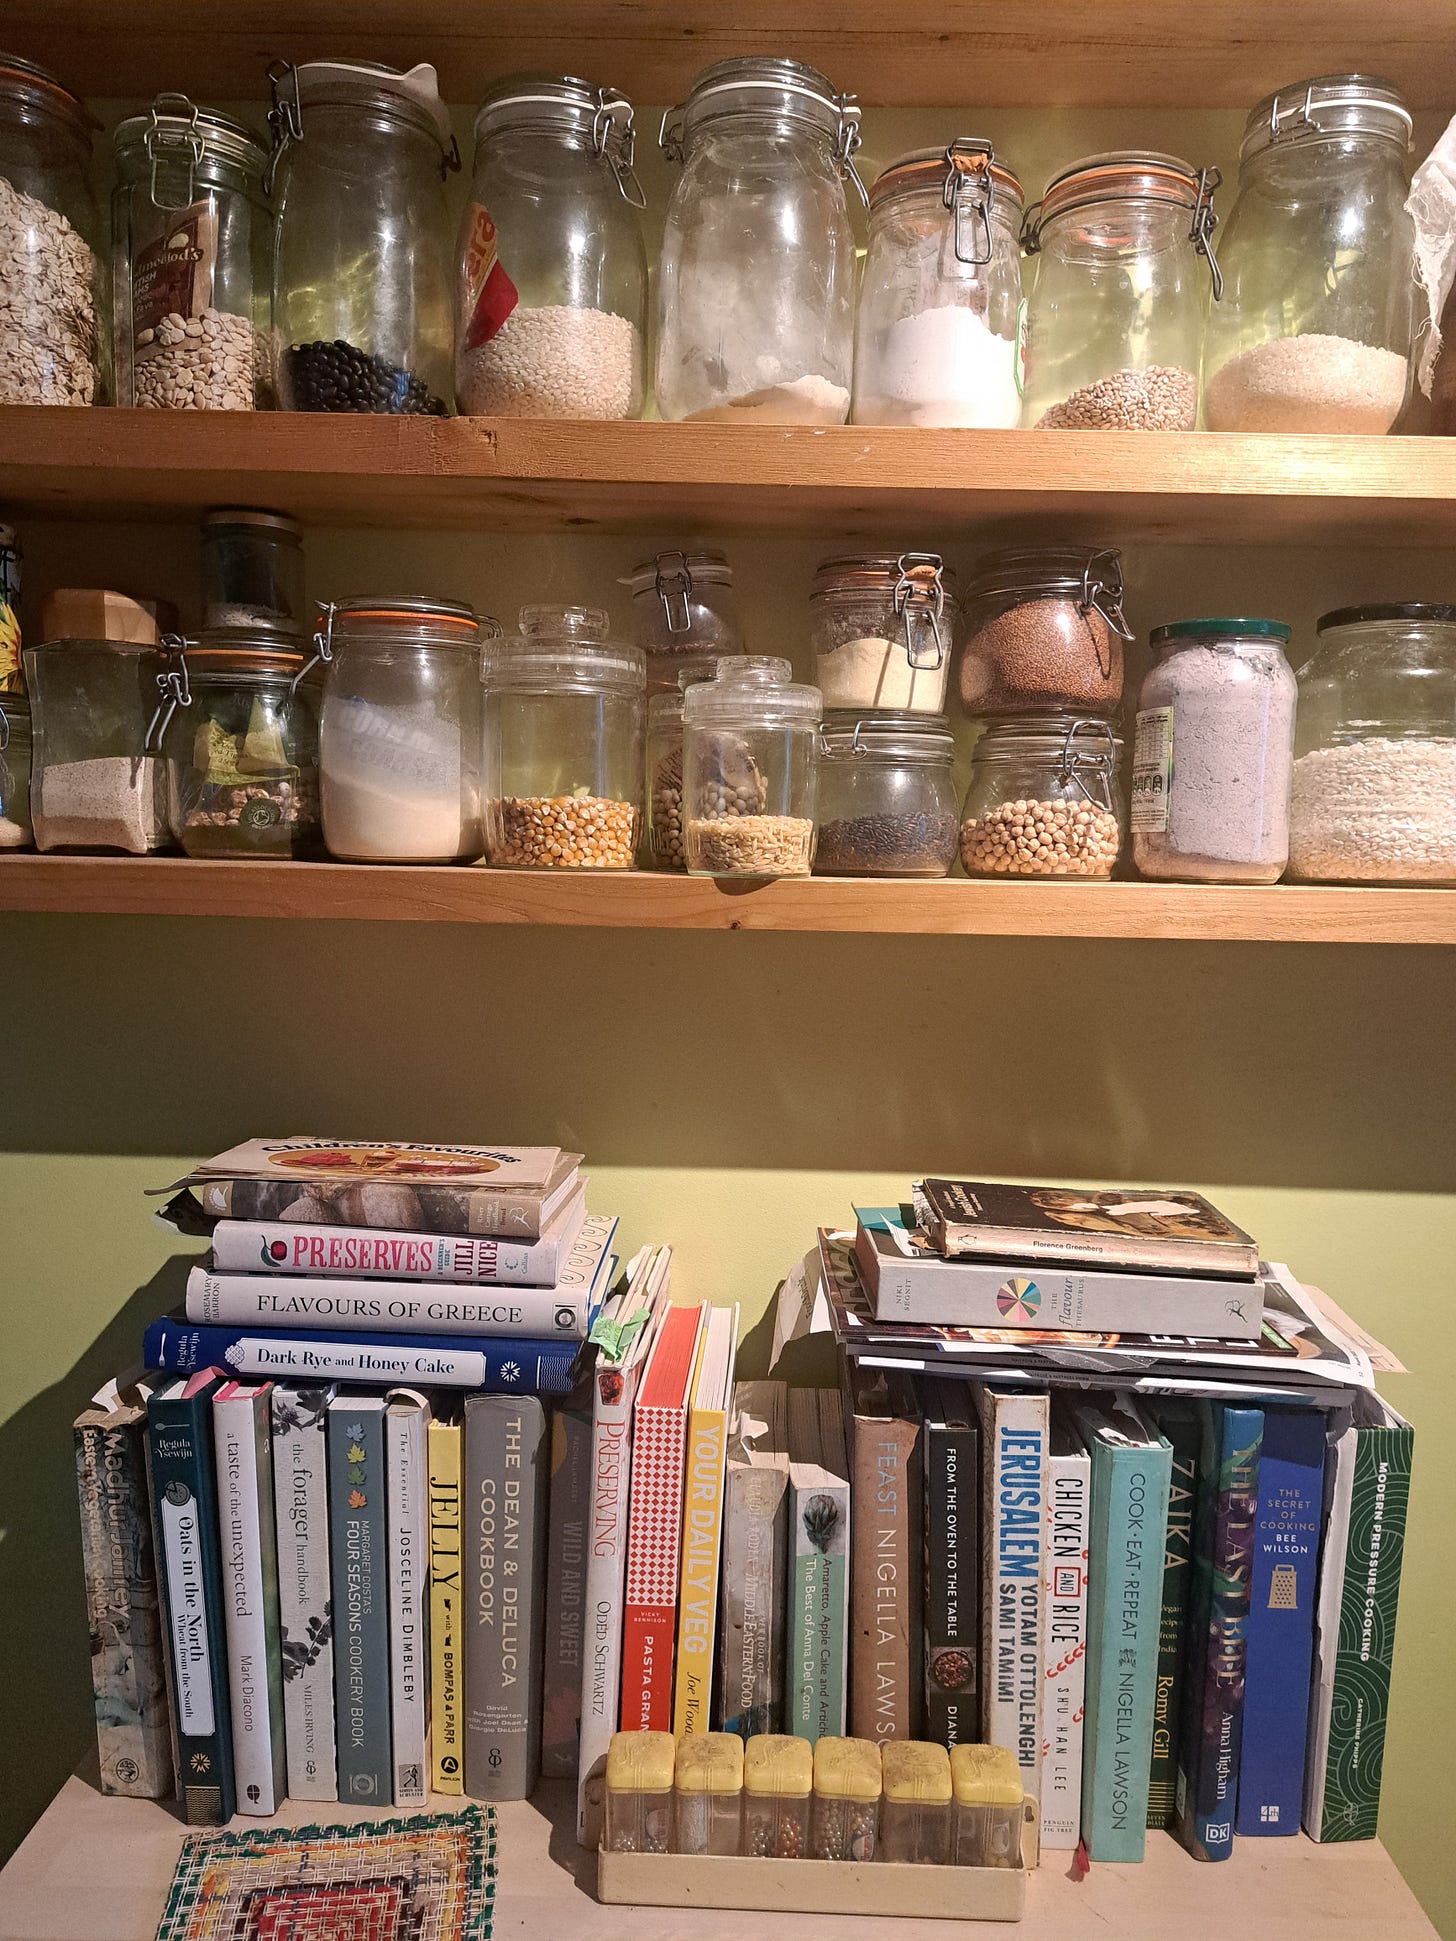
{"left": 814, "top": 710, "right": 959, "bottom": 877}
{"left": 457, "top": 75, "right": 646, "bottom": 418}
{"left": 960, "top": 713, "right": 1124, "bottom": 878}
{"left": 1203, "top": 76, "right": 1414, "bottom": 433}
{"left": 812, "top": 553, "right": 958, "bottom": 714}
{"left": 24, "top": 637, "right": 167, "bottom": 853}
{"left": 0, "top": 690, "right": 32, "bottom": 848}
{"left": 201, "top": 509, "right": 306, "bottom": 637}
{"left": 269, "top": 60, "right": 457, "bottom": 415}
{"left": 1021, "top": 152, "right": 1221, "bottom": 430}
{"left": 623, "top": 550, "right": 744, "bottom": 693}
{"left": 682, "top": 656, "right": 820, "bottom": 876}
{"left": 655, "top": 58, "right": 863, "bottom": 424}
{"left": 959, "top": 545, "right": 1129, "bottom": 716}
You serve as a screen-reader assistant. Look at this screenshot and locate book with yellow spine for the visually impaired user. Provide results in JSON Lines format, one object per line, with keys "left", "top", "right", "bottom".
{"left": 427, "top": 1409, "right": 463, "bottom": 1794}
{"left": 672, "top": 1305, "right": 739, "bottom": 1737}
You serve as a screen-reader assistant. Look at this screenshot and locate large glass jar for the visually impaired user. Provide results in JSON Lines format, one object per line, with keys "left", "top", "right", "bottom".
{"left": 24, "top": 637, "right": 167, "bottom": 853}
{"left": 1289, "top": 603, "right": 1456, "bottom": 884}
{"left": 814, "top": 710, "right": 959, "bottom": 877}
{"left": 0, "top": 690, "right": 32, "bottom": 848}
{"left": 457, "top": 75, "right": 646, "bottom": 419}
{"left": 1131, "top": 618, "right": 1297, "bottom": 884}
{"left": 268, "top": 60, "right": 456, "bottom": 415}
{"left": 1203, "top": 77, "right": 1414, "bottom": 434}
{"left": 645, "top": 657, "right": 721, "bottom": 870}
{"left": 201, "top": 508, "right": 306, "bottom": 637}
{"left": 682, "top": 656, "right": 820, "bottom": 876}
{"left": 959, "top": 546, "right": 1129, "bottom": 716}
{"left": 155, "top": 633, "right": 321, "bottom": 858}
{"left": 317, "top": 597, "right": 485, "bottom": 862}
{"left": 112, "top": 96, "right": 272, "bottom": 410}
{"left": 812, "top": 553, "right": 957, "bottom": 715}
{"left": 481, "top": 605, "right": 644, "bottom": 868}
{"left": 1021, "top": 152, "right": 1221, "bottom": 430}
{"left": 853, "top": 141, "right": 1024, "bottom": 428}
{"left": 624, "top": 550, "right": 745, "bottom": 695}
{"left": 0, "top": 55, "right": 106, "bottom": 405}
{"left": 959, "top": 714, "right": 1124, "bottom": 878}
{"left": 655, "top": 58, "right": 863, "bottom": 424}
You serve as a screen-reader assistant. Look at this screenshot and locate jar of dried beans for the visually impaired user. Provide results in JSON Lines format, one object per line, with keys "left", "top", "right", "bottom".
{"left": 481, "top": 605, "right": 645, "bottom": 868}
{"left": 0, "top": 690, "right": 33, "bottom": 849}
{"left": 623, "top": 549, "right": 745, "bottom": 694}
{"left": 645, "top": 658, "right": 720, "bottom": 869}
{"left": 812, "top": 552, "right": 958, "bottom": 715}
{"left": 960, "top": 713, "right": 1124, "bottom": 878}
{"left": 682, "top": 657, "right": 820, "bottom": 877}
{"left": 813, "top": 709, "right": 959, "bottom": 877}
{"left": 1020, "top": 151, "right": 1221, "bottom": 431}
{"left": 959, "top": 545, "right": 1130, "bottom": 716}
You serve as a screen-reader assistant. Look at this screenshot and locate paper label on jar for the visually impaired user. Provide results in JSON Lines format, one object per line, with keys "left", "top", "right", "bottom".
{"left": 131, "top": 196, "right": 220, "bottom": 347}
{"left": 462, "top": 204, "right": 520, "bottom": 351}
{"left": 1130, "top": 706, "right": 1173, "bottom": 832}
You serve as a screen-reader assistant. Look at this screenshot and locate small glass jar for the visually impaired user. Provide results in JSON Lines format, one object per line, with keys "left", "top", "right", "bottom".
{"left": 1021, "top": 152, "right": 1221, "bottom": 430}
{"left": 812, "top": 554, "right": 958, "bottom": 715}
{"left": 604, "top": 1730, "right": 674, "bottom": 1854}
{"left": 1132, "top": 618, "right": 1297, "bottom": 884}
{"left": 682, "top": 658, "right": 820, "bottom": 877}
{"left": 1289, "top": 603, "right": 1456, "bottom": 885}
{"left": 879, "top": 1741, "right": 952, "bottom": 1865}
{"left": 959, "top": 546, "right": 1129, "bottom": 717}
{"left": 810, "top": 1736, "right": 881, "bottom": 1861}
{"left": 317, "top": 597, "right": 485, "bottom": 863}
{"left": 1, "top": 522, "right": 21, "bottom": 696}
{"left": 154, "top": 633, "right": 321, "bottom": 859}
{"left": 1203, "top": 77, "right": 1414, "bottom": 434}
{"left": 853, "top": 141, "right": 1024, "bottom": 428}
{"left": 24, "top": 638, "right": 167, "bottom": 853}
{"left": 623, "top": 551, "right": 744, "bottom": 694}
{"left": 645, "top": 658, "right": 721, "bottom": 870}
{"left": 673, "top": 1732, "right": 744, "bottom": 1855}
{"left": 814, "top": 710, "right": 959, "bottom": 878}
{"left": 201, "top": 509, "right": 307, "bottom": 638}
{"left": 960, "top": 714, "right": 1124, "bottom": 879}
{"left": 112, "top": 96, "right": 272, "bottom": 411}
{"left": 0, "top": 55, "right": 107, "bottom": 405}
{"left": 457, "top": 75, "right": 647, "bottom": 418}
{"left": 743, "top": 1734, "right": 812, "bottom": 1859}
{"left": 656, "top": 58, "right": 863, "bottom": 424}
{"left": 950, "top": 1744, "right": 1023, "bottom": 1869}
{"left": 269, "top": 60, "right": 457, "bottom": 415}
{"left": 0, "top": 690, "right": 33, "bottom": 849}
{"left": 482, "top": 605, "right": 644, "bottom": 868}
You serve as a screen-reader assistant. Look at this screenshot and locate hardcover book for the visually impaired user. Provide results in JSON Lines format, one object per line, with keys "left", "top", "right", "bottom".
{"left": 327, "top": 1392, "right": 392, "bottom": 1804}
{"left": 386, "top": 1388, "right": 432, "bottom": 1806}
{"left": 268, "top": 1383, "right": 337, "bottom": 1801}
{"left": 717, "top": 1379, "right": 791, "bottom": 1740}
{"left": 974, "top": 1383, "right": 1049, "bottom": 1804}
{"left": 786, "top": 1386, "right": 851, "bottom": 1744}
{"left": 427, "top": 1406, "right": 464, "bottom": 1794}
{"left": 673, "top": 1306, "right": 739, "bottom": 1736}
{"left": 144, "top": 1315, "right": 582, "bottom": 1393}
{"left": 212, "top": 1381, "right": 288, "bottom": 1814}
{"left": 1039, "top": 1404, "right": 1089, "bottom": 1850}
{"left": 919, "top": 1376, "right": 981, "bottom": 1752}
{"left": 1146, "top": 1399, "right": 1200, "bottom": 1829}
{"left": 845, "top": 1362, "right": 923, "bottom": 1743}
{"left": 916, "top": 1180, "right": 1259, "bottom": 1278}
{"left": 542, "top": 1396, "right": 593, "bottom": 1777}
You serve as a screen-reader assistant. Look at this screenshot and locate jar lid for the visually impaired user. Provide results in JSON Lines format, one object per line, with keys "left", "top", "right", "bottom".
{"left": 744, "top": 1733, "right": 813, "bottom": 1798}
{"left": 202, "top": 507, "right": 303, "bottom": 539}
{"left": 664, "top": 57, "right": 862, "bottom": 183}
{"left": 1150, "top": 616, "right": 1291, "bottom": 648}
{"left": 968, "top": 545, "right": 1131, "bottom": 641}
{"left": 1027, "top": 151, "right": 1219, "bottom": 251}
{"left": 675, "top": 1733, "right": 745, "bottom": 1795}
{"left": 870, "top": 142, "right": 1024, "bottom": 215}
{"left": 114, "top": 96, "right": 269, "bottom": 175}
{"left": 165, "top": 628, "right": 310, "bottom": 679}
{"left": 622, "top": 548, "right": 734, "bottom": 597}
{"left": 974, "top": 711, "right": 1123, "bottom": 756}
{"left": 1318, "top": 602, "right": 1456, "bottom": 632}
{"left": 0, "top": 53, "right": 94, "bottom": 136}
{"left": 949, "top": 1743, "right": 1022, "bottom": 1808}
{"left": 473, "top": 71, "right": 635, "bottom": 147}
{"left": 682, "top": 655, "right": 821, "bottom": 729}
{"left": 820, "top": 708, "right": 955, "bottom": 761}
{"left": 289, "top": 60, "right": 453, "bottom": 149}
{"left": 1241, "top": 74, "right": 1413, "bottom": 163}
{"left": 606, "top": 1730, "right": 675, "bottom": 1793}
{"left": 812, "top": 552, "right": 959, "bottom": 607}
{"left": 882, "top": 1740, "right": 952, "bottom": 1806}
{"left": 813, "top": 1737, "right": 882, "bottom": 1804}
{"left": 321, "top": 596, "right": 484, "bottom": 655}
{"left": 483, "top": 603, "right": 644, "bottom": 691}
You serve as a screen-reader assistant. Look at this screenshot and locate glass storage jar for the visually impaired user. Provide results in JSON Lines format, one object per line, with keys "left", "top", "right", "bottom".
{"left": 201, "top": 509, "right": 306, "bottom": 637}
{"left": 853, "top": 141, "right": 1024, "bottom": 428}
{"left": 1203, "top": 76, "right": 1414, "bottom": 434}
{"left": 743, "top": 1734, "right": 812, "bottom": 1858}
{"left": 0, "top": 55, "right": 106, "bottom": 405}
{"left": 268, "top": 60, "right": 457, "bottom": 415}
{"left": 112, "top": 96, "right": 272, "bottom": 410}
{"left": 879, "top": 1741, "right": 952, "bottom": 1865}
{"left": 623, "top": 550, "right": 744, "bottom": 693}
{"left": 813, "top": 710, "right": 959, "bottom": 877}
{"left": 1289, "top": 603, "right": 1456, "bottom": 884}
{"left": 673, "top": 1732, "right": 744, "bottom": 1856}
{"left": 959, "top": 545, "right": 1129, "bottom": 716}
{"left": 1020, "top": 152, "right": 1221, "bottom": 430}
{"left": 457, "top": 75, "right": 646, "bottom": 419}
{"left": 0, "top": 690, "right": 32, "bottom": 848}
{"left": 645, "top": 657, "right": 722, "bottom": 869}
{"left": 810, "top": 1736, "right": 881, "bottom": 1861}
{"left": 481, "top": 605, "right": 644, "bottom": 868}
{"left": 1131, "top": 617, "right": 1296, "bottom": 884}
{"left": 604, "top": 1730, "right": 674, "bottom": 1853}
{"left": 24, "top": 637, "right": 167, "bottom": 853}
{"left": 812, "top": 553, "right": 958, "bottom": 714}
{"left": 316, "top": 597, "right": 485, "bottom": 863}
{"left": 655, "top": 57, "right": 863, "bottom": 424}
{"left": 154, "top": 632, "right": 321, "bottom": 858}
{"left": 682, "top": 657, "right": 820, "bottom": 876}
{"left": 1, "top": 521, "right": 20, "bottom": 695}
{"left": 960, "top": 713, "right": 1124, "bottom": 878}
{"left": 950, "top": 1744, "right": 1023, "bottom": 1869}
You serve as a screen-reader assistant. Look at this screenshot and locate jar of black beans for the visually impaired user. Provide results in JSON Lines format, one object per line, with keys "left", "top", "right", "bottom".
{"left": 813, "top": 708, "right": 960, "bottom": 878}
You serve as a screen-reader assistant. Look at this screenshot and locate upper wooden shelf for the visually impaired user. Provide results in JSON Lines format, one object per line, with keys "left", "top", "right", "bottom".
{"left": 10, "top": 408, "right": 1456, "bottom": 545}
{"left": 8, "top": 0, "right": 1456, "bottom": 109}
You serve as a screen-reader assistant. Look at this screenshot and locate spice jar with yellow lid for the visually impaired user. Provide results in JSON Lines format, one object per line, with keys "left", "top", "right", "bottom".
{"left": 604, "top": 1729, "right": 674, "bottom": 1853}
{"left": 810, "top": 1735, "right": 881, "bottom": 1860}
{"left": 879, "top": 1741, "right": 952, "bottom": 1865}
{"left": 743, "top": 1733, "right": 813, "bottom": 1858}
{"left": 674, "top": 1731, "right": 744, "bottom": 1854}
{"left": 950, "top": 1743, "right": 1024, "bottom": 1868}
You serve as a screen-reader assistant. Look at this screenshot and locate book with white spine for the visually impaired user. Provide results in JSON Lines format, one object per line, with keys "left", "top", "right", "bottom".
{"left": 269, "top": 1383, "right": 337, "bottom": 1801}
{"left": 386, "top": 1388, "right": 432, "bottom": 1806}
{"left": 212, "top": 1381, "right": 287, "bottom": 1815}
{"left": 1040, "top": 1404, "right": 1090, "bottom": 1849}
{"left": 974, "top": 1382, "right": 1049, "bottom": 1806}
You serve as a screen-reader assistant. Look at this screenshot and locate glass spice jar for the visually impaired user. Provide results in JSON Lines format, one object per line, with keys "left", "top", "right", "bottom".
{"left": 960, "top": 714, "right": 1125, "bottom": 879}
{"left": 743, "top": 1734, "right": 812, "bottom": 1859}
{"left": 645, "top": 657, "right": 721, "bottom": 870}
{"left": 0, "top": 689, "right": 32, "bottom": 848}
{"left": 604, "top": 1730, "right": 674, "bottom": 1853}
{"left": 623, "top": 550, "right": 744, "bottom": 694}
{"left": 813, "top": 710, "right": 959, "bottom": 878}
{"left": 682, "top": 657, "right": 820, "bottom": 877}
{"left": 481, "top": 605, "right": 645, "bottom": 868}
{"left": 950, "top": 1744, "right": 1023, "bottom": 1869}
{"left": 201, "top": 509, "right": 307, "bottom": 638}
{"left": 1, "top": 521, "right": 21, "bottom": 695}
{"left": 673, "top": 1732, "right": 744, "bottom": 1855}
{"left": 879, "top": 1741, "right": 952, "bottom": 1865}
{"left": 959, "top": 546, "right": 1130, "bottom": 717}
{"left": 812, "top": 553, "right": 958, "bottom": 715}
{"left": 24, "top": 637, "right": 167, "bottom": 853}
{"left": 810, "top": 1736, "right": 881, "bottom": 1861}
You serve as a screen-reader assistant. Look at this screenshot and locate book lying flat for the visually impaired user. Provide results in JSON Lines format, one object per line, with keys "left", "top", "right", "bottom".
{"left": 916, "top": 1180, "right": 1259, "bottom": 1278}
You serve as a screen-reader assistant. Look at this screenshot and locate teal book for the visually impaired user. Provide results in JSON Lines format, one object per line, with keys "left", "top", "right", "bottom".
{"left": 328, "top": 1392, "right": 392, "bottom": 1803}
{"left": 1147, "top": 1401, "right": 1200, "bottom": 1829}
{"left": 785, "top": 1387, "right": 850, "bottom": 1743}
{"left": 1072, "top": 1396, "right": 1172, "bottom": 1861}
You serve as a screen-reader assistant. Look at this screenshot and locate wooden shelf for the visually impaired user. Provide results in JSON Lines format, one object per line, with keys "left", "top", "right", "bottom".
{"left": 9, "top": 0, "right": 1456, "bottom": 110}
{"left": 4, "top": 856, "right": 1455, "bottom": 942}
{"left": 10, "top": 409, "right": 1456, "bottom": 544}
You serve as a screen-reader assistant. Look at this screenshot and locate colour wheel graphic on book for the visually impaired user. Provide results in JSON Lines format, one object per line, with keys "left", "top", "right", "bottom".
{"left": 995, "top": 1277, "right": 1041, "bottom": 1322}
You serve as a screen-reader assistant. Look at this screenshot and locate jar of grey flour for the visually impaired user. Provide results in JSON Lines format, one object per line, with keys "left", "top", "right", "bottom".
{"left": 1131, "top": 617, "right": 1296, "bottom": 884}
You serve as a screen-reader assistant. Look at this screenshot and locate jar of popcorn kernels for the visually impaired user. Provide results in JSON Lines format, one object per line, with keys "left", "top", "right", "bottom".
{"left": 959, "top": 713, "right": 1124, "bottom": 879}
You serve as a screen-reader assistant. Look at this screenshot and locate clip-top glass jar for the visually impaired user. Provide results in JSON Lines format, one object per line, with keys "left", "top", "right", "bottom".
{"left": 960, "top": 546, "right": 1130, "bottom": 716}
{"left": 814, "top": 710, "right": 959, "bottom": 878}
{"left": 482, "top": 605, "right": 645, "bottom": 868}
{"left": 316, "top": 597, "right": 485, "bottom": 863}
{"left": 24, "top": 637, "right": 167, "bottom": 853}
{"left": 112, "top": 96, "right": 272, "bottom": 410}
{"left": 655, "top": 58, "right": 863, "bottom": 424}
{"left": 623, "top": 550, "right": 744, "bottom": 693}
{"left": 0, "top": 55, "right": 106, "bottom": 404}
{"left": 682, "top": 657, "right": 820, "bottom": 876}
{"left": 1203, "top": 76, "right": 1414, "bottom": 434}
{"left": 854, "top": 141, "right": 1025, "bottom": 428}
{"left": 960, "top": 713, "right": 1124, "bottom": 878}
{"left": 268, "top": 60, "right": 457, "bottom": 415}
{"left": 457, "top": 75, "right": 646, "bottom": 419}
{"left": 1289, "top": 603, "right": 1456, "bottom": 884}
{"left": 812, "top": 553, "right": 958, "bottom": 715}
{"left": 1021, "top": 152, "right": 1221, "bottom": 430}
{"left": 0, "top": 690, "right": 32, "bottom": 848}
{"left": 646, "top": 656, "right": 722, "bottom": 870}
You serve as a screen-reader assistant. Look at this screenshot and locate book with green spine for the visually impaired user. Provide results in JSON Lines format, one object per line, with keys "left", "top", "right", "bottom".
{"left": 1147, "top": 1400, "right": 1200, "bottom": 1829}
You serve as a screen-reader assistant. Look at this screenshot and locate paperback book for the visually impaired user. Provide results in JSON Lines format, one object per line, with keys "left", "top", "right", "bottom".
{"left": 144, "top": 1315, "right": 583, "bottom": 1393}
{"left": 717, "top": 1379, "right": 791, "bottom": 1740}
{"left": 786, "top": 1386, "right": 851, "bottom": 1744}
{"left": 386, "top": 1388, "right": 431, "bottom": 1807}
{"left": 427, "top": 1406, "right": 464, "bottom": 1794}
{"left": 974, "top": 1383, "right": 1049, "bottom": 1804}
{"left": 844, "top": 1362, "right": 923, "bottom": 1743}
{"left": 919, "top": 1376, "right": 981, "bottom": 1752}
{"left": 673, "top": 1306, "right": 739, "bottom": 1736}
{"left": 268, "top": 1383, "right": 337, "bottom": 1802}
{"left": 327, "top": 1392, "right": 392, "bottom": 1804}
{"left": 915, "top": 1180, "right": 1259, "bottom": 1277}
{"left": 1039, "top": 1404, "right": 1089, "bottom": 1850}
{"left": 212, "top": 1381, "right": 288, "bottom": 1815}
{"left": 1146, "top": 1399, "right": 1200, "bottom": 1830}
{"left": 541, "top": 1395, "right": 592, "bottom": 1778}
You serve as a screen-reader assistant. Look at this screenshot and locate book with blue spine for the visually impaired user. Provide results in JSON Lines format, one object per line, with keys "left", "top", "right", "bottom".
{"left": 143, "top": 1315, "right": 581, "bottom": 1393}
{"left": 1236, "top": 1407, "right": 1325, "bottom": 1835}
{"left": 1147, "top": 1400, "right": 1200, "bottom": 1829}
{"left": 1071, "top": 1395, "right": 1172, "bottom": 1861}
{"left": 328, "top": 1392, "right": 392, "bottom": 1803}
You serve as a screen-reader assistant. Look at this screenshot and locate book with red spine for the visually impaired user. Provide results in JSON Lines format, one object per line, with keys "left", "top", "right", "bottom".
{"left": 618, "top": 1302, "right": 708, "bottom": 1736}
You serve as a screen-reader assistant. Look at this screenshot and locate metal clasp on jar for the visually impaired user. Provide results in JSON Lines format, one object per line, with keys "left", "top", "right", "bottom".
{"left": 594, "top": 89, "right": 647, "bottom": 209}
{"left": 942, "top": 138, "right": 997, "bottom": 266}
{"left": 145, "top": 632, "right": 194, "bottom": 752}
{"left": 833, "top": 95, "right": 869, "bottom": 209}
{"left": 894, "top": 552, "right": 948, "bottom": 670}
{"left": 1055, "top": 716, "right": 1118, "bottom": 813}
{"left": 651, "top": 550, "right": 696, "bottom": 635}
{"left": 1190, "top": 165, "right": 1223, "bottom": 301}
{"left": 144, "top": 91, "right": 205, "bottom": 211}
{"left": 1082, "top": 549, "right": 1134, "bottom": 679}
